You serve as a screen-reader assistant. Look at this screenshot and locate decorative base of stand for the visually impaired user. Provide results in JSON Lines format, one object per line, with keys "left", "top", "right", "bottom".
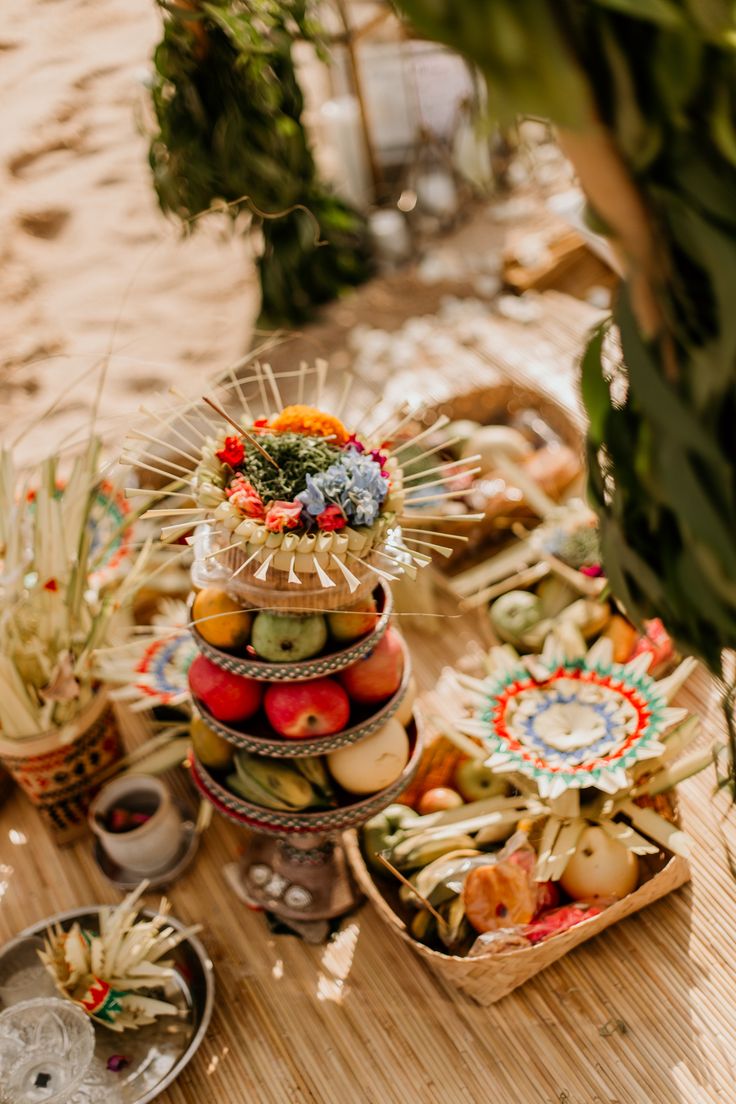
{"left": 231, "top": 833, "right": 363, "bottom": 922}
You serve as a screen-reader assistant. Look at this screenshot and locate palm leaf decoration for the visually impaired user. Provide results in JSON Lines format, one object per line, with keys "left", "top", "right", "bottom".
{"left": 149, "top": 0, "right": 372, "bottom": 327}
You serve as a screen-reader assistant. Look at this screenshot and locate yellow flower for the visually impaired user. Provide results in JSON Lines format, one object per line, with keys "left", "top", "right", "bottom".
{"left": 270, "top": 405, "right": 349, "bottom": 445}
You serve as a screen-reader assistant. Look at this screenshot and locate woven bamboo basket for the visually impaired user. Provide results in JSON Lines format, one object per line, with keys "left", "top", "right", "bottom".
{"left": 407, "top": 379, "right": 585, "bottom": 569}
{"left": 345, "top": 797, "right": 690, "bottom": 1006}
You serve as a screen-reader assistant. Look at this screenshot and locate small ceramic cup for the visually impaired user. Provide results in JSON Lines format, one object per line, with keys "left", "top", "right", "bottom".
{"left": 89, "top": 774, "right": 182, "bottom": 876}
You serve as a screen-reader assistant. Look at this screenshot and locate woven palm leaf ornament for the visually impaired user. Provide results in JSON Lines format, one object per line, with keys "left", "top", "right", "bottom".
{"left": 95, "top": 629, "right": 196, "bottom": 711}
{"left": 121, "top": 361, "right": 482, "bottom": 603}
{"left": 40, "top": 884, "right": 200, "bottom": 1032}
{"left": 450, "top": 635, "right": 712, "bottom": 877}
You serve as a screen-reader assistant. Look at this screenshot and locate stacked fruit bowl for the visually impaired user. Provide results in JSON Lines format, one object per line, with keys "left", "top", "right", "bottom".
{"left": 120, "top": 362, "right": 482, "bottom": 919}
{"left": 186, "top": 577, "right": 422, "bottom": 919}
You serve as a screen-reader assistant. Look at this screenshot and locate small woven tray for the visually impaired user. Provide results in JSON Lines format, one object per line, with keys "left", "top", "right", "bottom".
{"left": 407, "top": 379, "right": 584, "bottom": 569}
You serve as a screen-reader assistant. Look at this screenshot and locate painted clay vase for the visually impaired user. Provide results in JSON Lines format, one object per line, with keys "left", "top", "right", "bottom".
{"left": 0, "top": 690, "right": 123, "bottom": 844}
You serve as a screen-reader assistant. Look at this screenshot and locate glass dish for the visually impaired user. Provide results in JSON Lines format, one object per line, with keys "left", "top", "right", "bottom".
{"left": 0, "top": 997, "right": 95, "bottom": 1103}
{"left": 0, "top": 937, "right": 56, "bottom": 1009}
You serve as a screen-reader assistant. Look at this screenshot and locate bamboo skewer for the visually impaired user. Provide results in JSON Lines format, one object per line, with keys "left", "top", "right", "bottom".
{"left": 252, "top": 362, "right": 270, "bottom": 413}
{"left": 401, "top": 469, "right": 484, "bottom": 496}
{"left": 399, "top": 536, "right": 454, "bottom": 558}
{"left": 202, "top": 395, "right": 280, "bottom": 469}
{"left": 397, "top": 513, "right": 485, "bottom": 523}
{"left": 128, "top": 429, "right": 201, "bottom": 466}
{"left": 398, "top": 527, "right": 469, "bottom": 542}
{"left": 225, "top": 368, "right": 254, "bottom": 423}
{"left": 334, "top": 372, "right": 354, "bottom": 418}
{"left": 125, "top": 488, "right": 194, "bottom": 501}
{"left": 171, "top": 387, "right": 219, "bottom": 433}
{"left": 392, "top": 415, "right": 450, "bottom": 456}
{"left": 120, "top": 456, "right": 191, "bottom": 486}
{"left": 123, "top": 448, "right": 192, "bottom": 477}
{"left": 263, "top": 363, "right": 284, "bottom": 411}
{"left": 399, "top": 435, "right": 467, "bottom": 470}
{"left": 376, "top": 855, "right": 446, "bottom": 926}
{"left": 366, "top": 402, "right": 413, "bottom": 443}
{"left": 401, "top": 458, "right": 481, "bottom": 485}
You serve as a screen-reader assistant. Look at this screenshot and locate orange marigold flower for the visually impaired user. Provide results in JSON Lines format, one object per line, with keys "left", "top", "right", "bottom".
{"left": 270, "top": 405, "right": 349, "bottom": 446}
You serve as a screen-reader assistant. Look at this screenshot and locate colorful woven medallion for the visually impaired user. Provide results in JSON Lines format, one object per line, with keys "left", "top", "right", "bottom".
{"left": 459, "top": 638, "right": 688, "bottom": 799}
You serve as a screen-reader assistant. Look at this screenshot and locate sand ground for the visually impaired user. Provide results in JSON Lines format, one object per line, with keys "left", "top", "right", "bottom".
{"left": 1, "top": 0, "right": 258, "bottom": 462}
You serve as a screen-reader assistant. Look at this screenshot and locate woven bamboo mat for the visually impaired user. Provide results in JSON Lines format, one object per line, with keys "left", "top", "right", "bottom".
{"left": 0, "top": 643, "right": 732, "bottom": 1104}
{"left": 2, "top": 269, "right": 736, "bottom": 1101}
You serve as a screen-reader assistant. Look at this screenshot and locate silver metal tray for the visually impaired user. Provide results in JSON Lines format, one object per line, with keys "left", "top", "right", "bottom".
{"left": 12, "top": 907, "right": 214, "bottom": 1103}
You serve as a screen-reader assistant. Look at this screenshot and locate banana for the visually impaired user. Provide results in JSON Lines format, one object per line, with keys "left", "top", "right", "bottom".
{"left": 226, "top": 770, "right": 296, "bottom": 812}
{"left": 294, "top": 756, "right": 335, "bottom": 798}
{"left": 411, "top": 910, "right": 433, "bottom": 941}
{"left": 392, "top": 834, "right": 477, "bottom": 870}
{"left": 234, "top": 752, "right": 315, "bottom": 809}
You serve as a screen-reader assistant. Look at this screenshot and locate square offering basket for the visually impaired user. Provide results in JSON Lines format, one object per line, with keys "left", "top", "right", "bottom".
{"left": 345, "top": 813, "right": 690, "bottom": 1005}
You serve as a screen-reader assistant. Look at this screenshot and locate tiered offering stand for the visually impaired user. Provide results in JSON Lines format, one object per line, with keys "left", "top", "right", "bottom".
{"left": 187, "top": 575, "right": 423, "bottom": 922}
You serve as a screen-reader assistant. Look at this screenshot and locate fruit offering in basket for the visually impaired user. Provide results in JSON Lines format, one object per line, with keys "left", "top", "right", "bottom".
{"left": 361, "top": 604, "right": 714, "bottom": 957}
{"left": 395, "top": 405, "right": 583, "bottom": 569}
{"left": 463, "top": 501, "right": 677, "bottom": 678}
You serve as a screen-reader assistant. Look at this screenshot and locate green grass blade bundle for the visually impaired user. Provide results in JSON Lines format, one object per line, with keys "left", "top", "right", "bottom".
{"left": 0, "top": 442, "right": 149, "bottom": 739}
{"left": 148, "top": 0, "right": 372, "bottom": 328}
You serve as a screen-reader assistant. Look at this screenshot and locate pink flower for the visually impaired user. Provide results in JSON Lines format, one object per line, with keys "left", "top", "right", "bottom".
{"left": 264, "top": 500, "right": 303, "bottom": 533}
{"left": 216, "top": 436, "right": 245, "bottom": 467}
{"left": 316, "top": 504, "right": 347, "bottom": 531}
{"left": 345, "top": 434, "right": 365, "bottom": 453}
{"left": 370, "top": 446, "right": 388, "bottom": 472}
{"left": 226, "top": 474, "right": 265, "bottom": 519}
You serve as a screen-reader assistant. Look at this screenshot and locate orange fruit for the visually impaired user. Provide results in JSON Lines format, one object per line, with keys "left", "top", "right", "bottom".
{"left": 192, "top": 587, "right": 251, "bottom": 650}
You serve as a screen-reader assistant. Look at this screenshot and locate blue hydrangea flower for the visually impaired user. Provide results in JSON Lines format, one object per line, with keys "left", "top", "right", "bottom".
{"left": 347, "top": 488, "right": 381, "bottom": 526}
{"left": 297, "top": 474, "right": 327, "bottom": 517}
{"left": 295, "top": 447, "right": 388, "bottom": 526}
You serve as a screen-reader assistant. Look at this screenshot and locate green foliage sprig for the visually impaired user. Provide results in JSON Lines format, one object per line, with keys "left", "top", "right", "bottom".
{"left": 396, "top": 0, "right": 736, "bottom": 678}
{"left": 149, "top": 0, "right": 372, "bottom": 327}
{"left": 239, "top": 432, "right": 340, "bottom": 499}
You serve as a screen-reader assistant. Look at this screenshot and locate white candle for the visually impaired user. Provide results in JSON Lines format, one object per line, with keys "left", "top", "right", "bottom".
{"left": 415, "top": 168, "right": 458, "bottom": 219}
{"left": 368, "top": 209, "right": 412, "bottom": 265}
{"left": 318, "top": 96, "right": 372, "bottom": 210}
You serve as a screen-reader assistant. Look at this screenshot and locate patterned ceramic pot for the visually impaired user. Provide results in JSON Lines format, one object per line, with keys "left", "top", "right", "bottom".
{"left": 0, "top": 690, "right": 123, "bottom": 845}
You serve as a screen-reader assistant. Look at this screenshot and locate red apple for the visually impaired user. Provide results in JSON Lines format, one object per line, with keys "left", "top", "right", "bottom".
{"left": 188, "top": 654, "right": 262, "bottom": 724}
{"left": 418, "top": 787, "right": 464, "bottom": 815}
{"left": 338, "top": 627, "right": 404, "bottom": 705}
{"left": 264, "top": 678, "right": 350, "bottom": 739}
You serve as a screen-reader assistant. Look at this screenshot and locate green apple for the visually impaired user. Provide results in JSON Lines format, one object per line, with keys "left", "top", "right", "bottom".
{"left": 454, "top": 759, "right": 509, "bottom": 803}
{"left": 251, "top": 611, "right": 327, "bottom": 662}
{"left": 489, "top": 590, "right": 543, "bottom": 645}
